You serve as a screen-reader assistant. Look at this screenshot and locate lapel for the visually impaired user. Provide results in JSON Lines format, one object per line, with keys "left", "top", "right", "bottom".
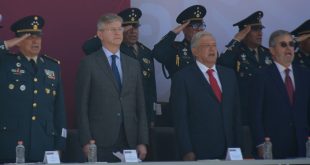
{"left": 94, "top": 49, "right": 120, "bottom": 92}
{"left": 120, "top": 53, "right": 129, "bottom": 95}
{"left": 292, "top": 65, "right": 301, "bottom": 107}
{"left": 217, "top": 66, "right": 228, "bottom": 104}
{"left": 269, "top": 64, "right": 291, "bottom": 106}
{"left": 193, "top": 63, "right": 219, "bottom": 102}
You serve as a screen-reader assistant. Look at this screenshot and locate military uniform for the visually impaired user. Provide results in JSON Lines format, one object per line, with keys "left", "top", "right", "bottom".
{"left": 153, "top": 32, "right": 194, "bottom": 78}
{"left": 82, "top": 8, "right": 157, "bottom": 125}
{"left": 153, "top": 5, "right": 206, "bottom": 78}
{"left": 293, "top": 49, "right": 310, "bottom": 68}
{"left": 291, "top": 19, "right": 310, "bottom": 69}
{"left": 0, "top": 15, "right": 66, "bottom": 162}
{"left": 217, "top": 11, "right": 273, "bottom": 125}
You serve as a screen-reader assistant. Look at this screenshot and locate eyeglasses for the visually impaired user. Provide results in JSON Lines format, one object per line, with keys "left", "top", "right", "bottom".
{"left": 251, "top": 26, "right": 264, "bottom": 32}
{"left": 278, "top": 41, "right": 294, "bottom": 48}
{"left": 188, "top": 23, "right": 206, "bottom": 30}
{"left": 100, "top": 27, "right": 124, "bottom": 33}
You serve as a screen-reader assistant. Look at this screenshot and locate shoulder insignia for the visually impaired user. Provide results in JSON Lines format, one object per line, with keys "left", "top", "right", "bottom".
{"left": 137, "top": 42, "right": 151, "bottom": 51}
{"left": 43, "top": 54, "right": 60, "bottom": 64}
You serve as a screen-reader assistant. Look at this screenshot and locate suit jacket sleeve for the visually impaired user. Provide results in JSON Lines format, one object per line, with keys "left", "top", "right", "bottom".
{"left": 171, "top": 72, "right": 193, "bottom": 156}
{"left": 136, "top": 62, "right": 149, "bottom": 145}
{"left": 54, "top": 66, "right": 67, "bottom": 150}
{"left": 249, "top": 71, "right": 265, "bottom": 146}
{"left": 76, "top": 57, "right": 92, "bottom": 146}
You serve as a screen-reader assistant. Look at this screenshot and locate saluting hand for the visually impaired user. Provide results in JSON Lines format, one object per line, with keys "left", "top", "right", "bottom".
{"left": 4, "top": 33, "right": 30, "bottom": 49}
{"left": 172, "top": 20, "right": 190, "bottom": 34}
{"left": 234, "top": 25, "right": 251, "bottom": 42}
{"left": 295, "top": 33, "right": 310, "bottom": 43}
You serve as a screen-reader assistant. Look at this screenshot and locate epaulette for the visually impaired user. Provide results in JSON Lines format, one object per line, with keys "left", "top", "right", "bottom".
{"left": 137, "top": 42, "right": 151, "bottom": 51}
{"left": 259, "top": 45, "right": 270, "bottom": 52}
{"left": 43, "top": 54, "right": 60, "bottom": 64}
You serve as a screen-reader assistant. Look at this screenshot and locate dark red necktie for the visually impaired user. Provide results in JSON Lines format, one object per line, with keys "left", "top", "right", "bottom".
{"left": 285, "top": 68, "right": 294, "bottom": 105}
{"left": 207, "top": 69, "right": 222, "bottom": 102}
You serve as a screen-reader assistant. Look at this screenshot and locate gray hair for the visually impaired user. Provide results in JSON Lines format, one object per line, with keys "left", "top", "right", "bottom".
{"left": 191, "top": 31, "right": 215, "bottom": 49}
{"left": 97, "top": 13, "right": 123, "bottom": 30}
{"left": 269, "top": 30, "right": 292, "bottom": 47}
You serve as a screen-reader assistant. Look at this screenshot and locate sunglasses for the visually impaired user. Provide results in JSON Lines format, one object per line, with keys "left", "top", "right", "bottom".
{"left": 188, "top": 23, "right": 206, "bottom": 30}
{"left": 278, "top": 41, "right": 294, "bottom": 48}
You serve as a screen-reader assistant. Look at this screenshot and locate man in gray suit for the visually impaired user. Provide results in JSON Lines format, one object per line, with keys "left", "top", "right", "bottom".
{"left": 76, "top": 13, "right": 148, "bottom": 162}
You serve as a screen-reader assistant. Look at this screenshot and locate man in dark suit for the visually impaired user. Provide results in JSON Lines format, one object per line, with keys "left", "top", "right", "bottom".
{"left": 153, "top": 5, "right": 206, "bottom": 79}
{"left": 218, "top": 11, "right": 273, "bottom": 125}
{"left": 82, "top": 8, "right": 157, "bottom": 127}
{"left": 291, "top": 19, "right": 310, "bottom": 69}
{"left": 0, "top": 15, "right": 67, "bottom": 162}
{"left": 171, "top": 31, "right": 241, "bottom": 160}
{"left": 76, "top": 13, "right": 149, "bottom": 162}
{"left": 250, "top": 30, "right": 310, "bottom": 158}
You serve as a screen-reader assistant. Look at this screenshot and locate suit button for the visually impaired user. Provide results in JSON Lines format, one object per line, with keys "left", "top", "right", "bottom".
{"left": 34, "top": 78, "right": 38, "bottom": 82}
{"left": 34, "top": 90, "right": 38, "bottom": 94}
{"left": 117, "top": 113, "right": 121, "bottom": 116}
{"left": 32, "top": 116, "right": 36, "bottom": 120}
{"left": 3, "top": 126, "right": 7, "bottom": 130}
{"left": 33, "top": 103, "right": 37, "bottom": 108}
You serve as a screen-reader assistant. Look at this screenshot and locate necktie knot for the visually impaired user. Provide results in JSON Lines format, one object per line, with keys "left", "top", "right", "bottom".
{"left": 285, "top": 68, "right": 290, "bottom": 76}
{"left": 111, "top": 54, "right": 117, "bottom": 61}
{"left": 207, "top": 69, "right": 214, "bottom": 75}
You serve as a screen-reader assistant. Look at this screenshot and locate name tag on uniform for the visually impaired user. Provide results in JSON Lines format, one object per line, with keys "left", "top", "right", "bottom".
{"left": 43, "top": 151, "right": 60, "bottom": 164}
{"left": 225, "top": 148, "right": 243, "bottom": 160}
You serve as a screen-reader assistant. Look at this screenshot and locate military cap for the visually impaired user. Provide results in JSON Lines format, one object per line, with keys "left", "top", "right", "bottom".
{"left": 10, "top": 15, "right": 45, "bottom": 37}
{"left": 291, "top": 19, "right": 310, "bottom": 37}
{"left": 233, "top": 11, "right": 264, "bottom": 31}
{"left": 176, "top": 5, "right": 206, "bottom": 24}
{"left": 82, "top": 36, "right": 102, "bottom": 55}
{"left": 118, "top": 8, "right": 142, "bottom": 26}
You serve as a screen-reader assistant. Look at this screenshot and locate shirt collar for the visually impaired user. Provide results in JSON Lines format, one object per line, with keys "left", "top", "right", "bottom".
{"left": 102, "top": 46, "right": 121, "bottom": 59}
{"left": 196, "top": 60, "right": 218, "bottom": 73}
{"left": 25, "top": 56, "right": 38, "bottom": 63}
{"left": 274, "top": 61, "right": 293, "bottom": 73}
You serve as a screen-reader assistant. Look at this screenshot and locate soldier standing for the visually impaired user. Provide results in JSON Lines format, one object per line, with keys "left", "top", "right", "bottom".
{"left": 218, "top": 11, "right": 273, "bottom": 125}
{"left": 153, "top": 5, "right": 207, "bottom": 79}
{"left": 0, "top": 15, "right": 67, "bottom": 162}
{"left": 291, "top": 19, "right": 310, "bottom": 69}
